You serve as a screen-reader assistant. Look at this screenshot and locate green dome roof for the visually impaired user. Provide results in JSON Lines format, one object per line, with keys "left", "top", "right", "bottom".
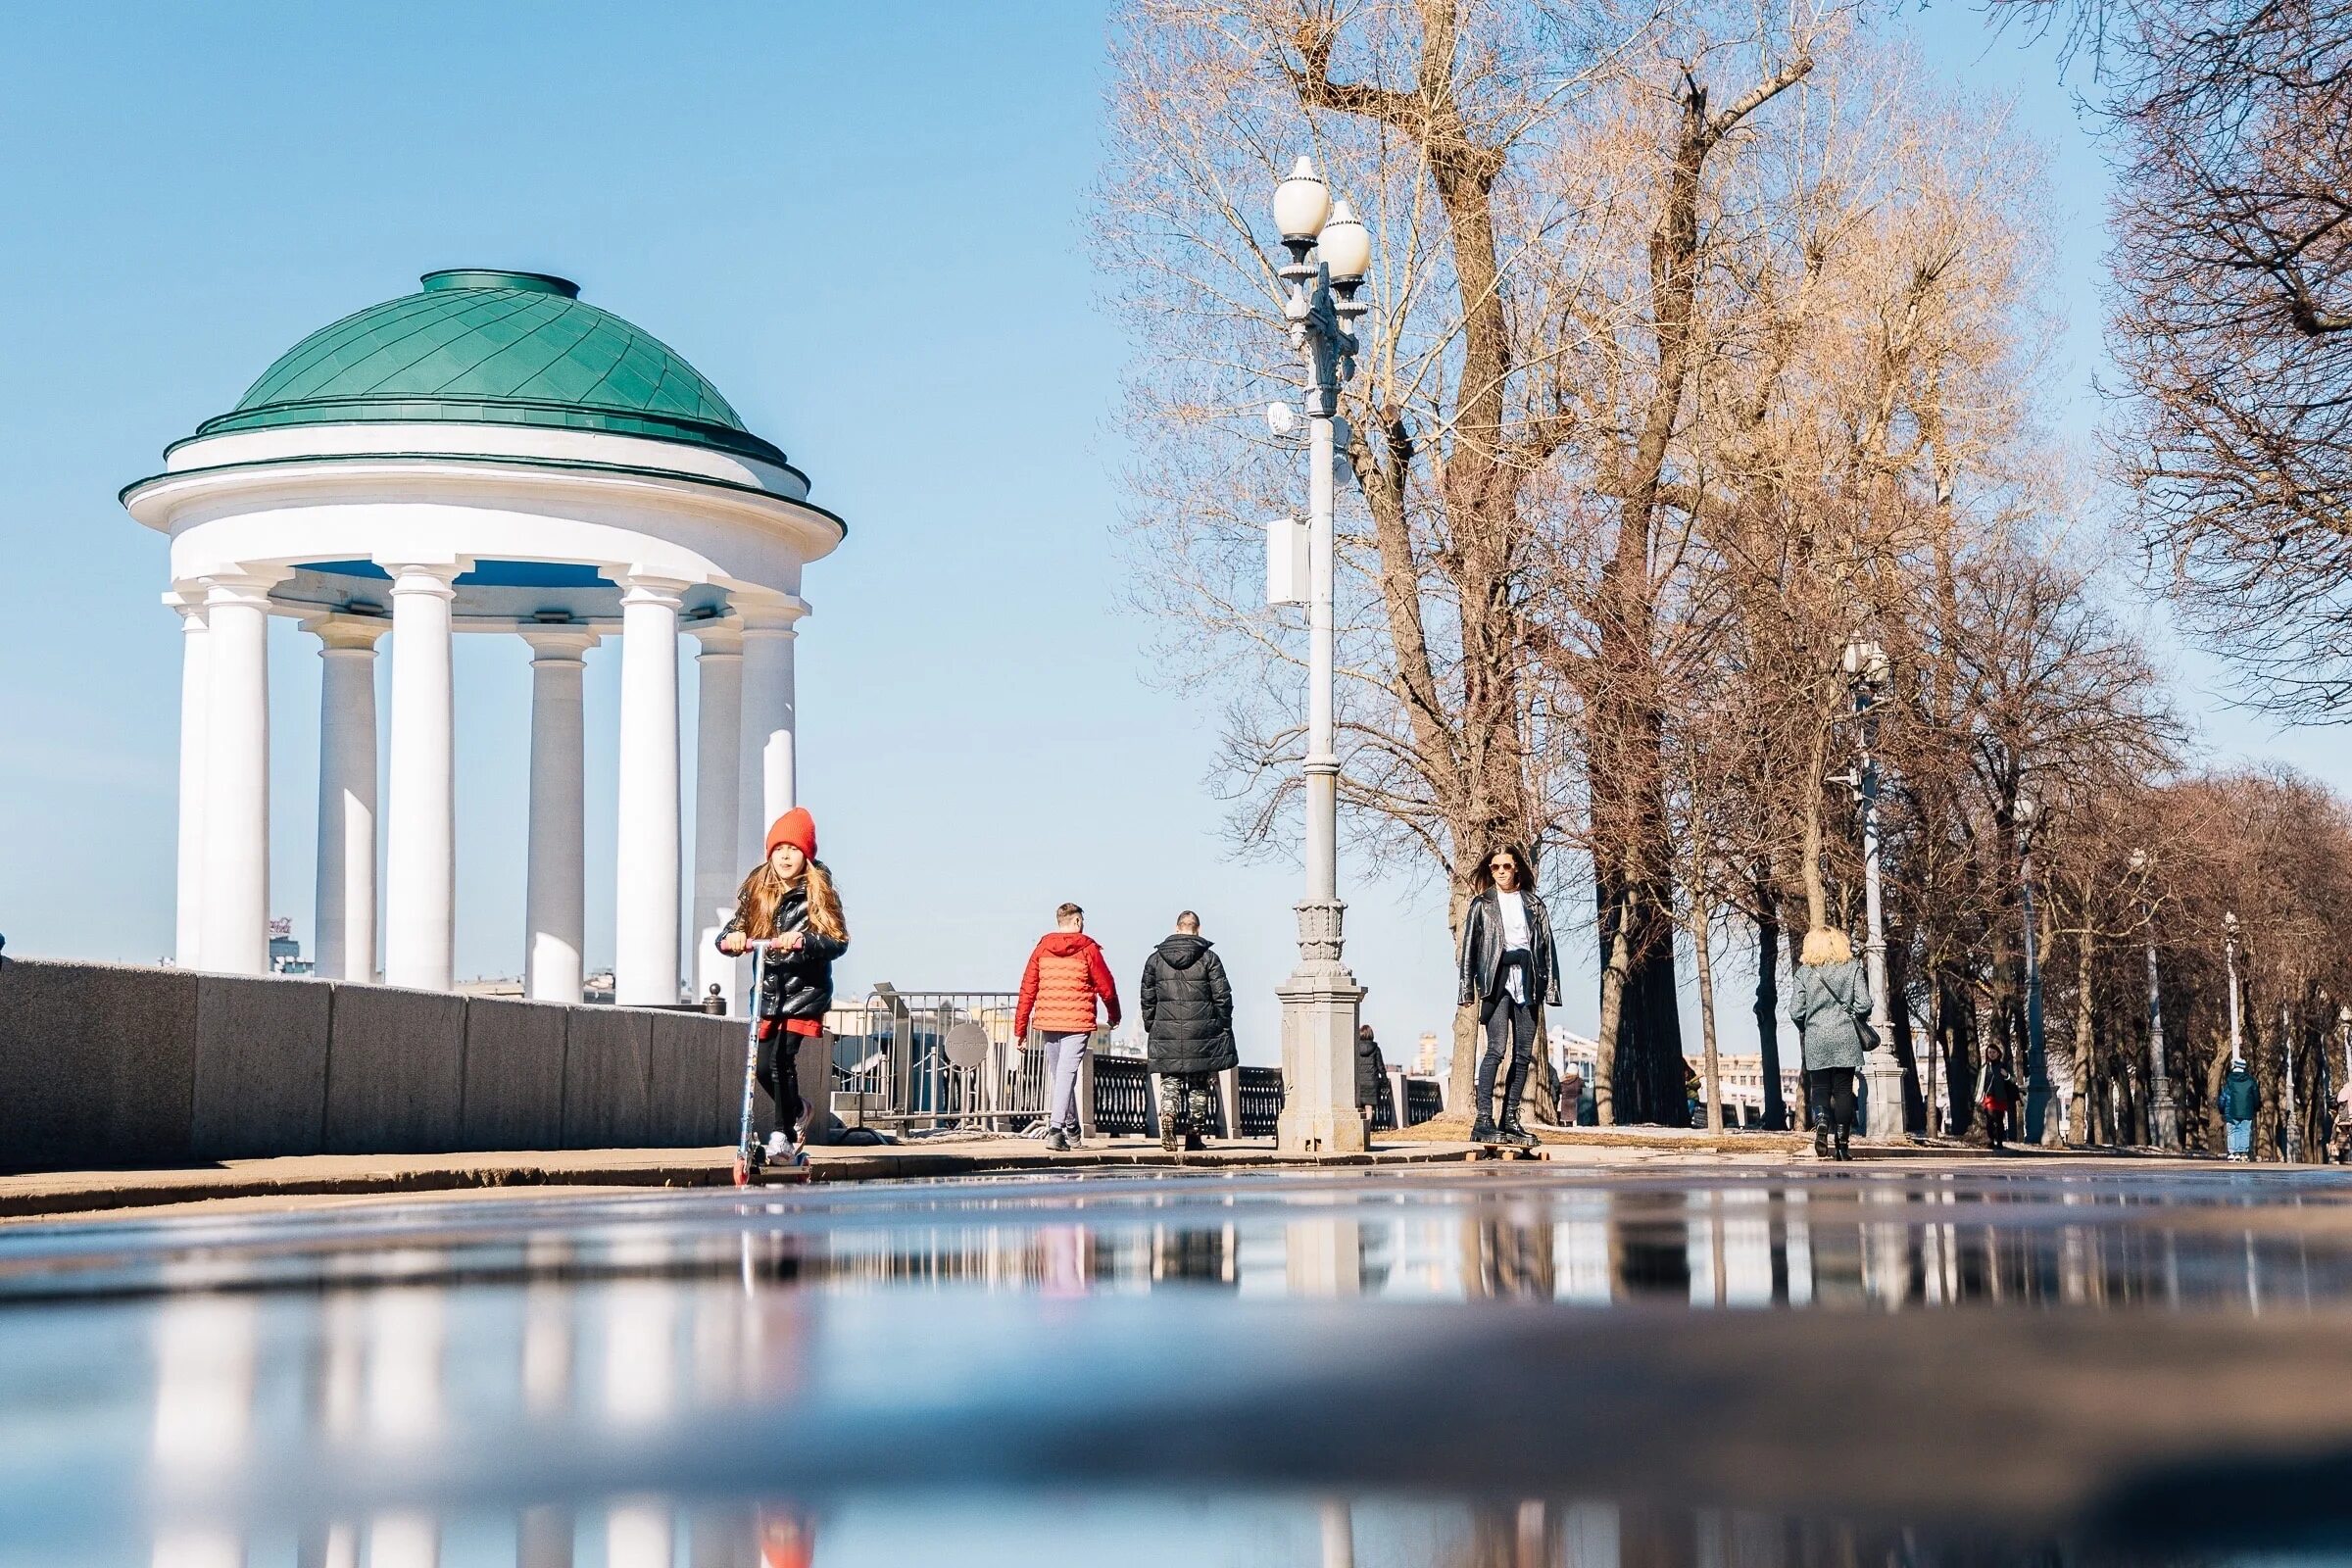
{"left": 189, "top": 269, "right": 788, "bottom": 467}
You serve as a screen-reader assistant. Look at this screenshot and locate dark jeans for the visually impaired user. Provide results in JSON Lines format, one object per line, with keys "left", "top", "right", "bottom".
{"left": 1812, "top": 1066, "right": 1856, "bottom": 1137}
{"left": 1475, "top": 959, "right": 1541, "bottom": 1123}
{"left": 757, "top": 1031, "right": 805, "bottom": 1138}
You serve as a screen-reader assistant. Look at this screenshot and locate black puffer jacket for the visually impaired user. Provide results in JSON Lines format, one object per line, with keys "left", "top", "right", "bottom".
{"left": 1455, "top": 888, "right": 1563, "bottom": 1009}
{"left": 1139, "top": 935, "right": 1238, "bottom": 1075}
{"left": 1354, "top": 1031, "right": 1388, "bottom": 1106}
{"left": 717, "top": 883, "right": 847, "bottom": 1024}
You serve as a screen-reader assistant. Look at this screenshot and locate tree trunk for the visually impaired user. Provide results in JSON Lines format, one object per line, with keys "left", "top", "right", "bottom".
{"left": 1887, "top": 921, "right": 1924, "bottom": 1133}
{"left": 2071, "top": 929, "right": 2097, "bottom": 1146}
{"left": 1753, "top": 883, "right": 1787, "bottom": 1130}
{"left": 1693, "top": 895, "right": 1723, "bottom": 1133}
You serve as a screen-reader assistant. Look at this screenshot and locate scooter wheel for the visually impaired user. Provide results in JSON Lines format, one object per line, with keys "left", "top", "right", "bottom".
{"left": 732, "top": 1155, "right": 752, "bottom": 1188}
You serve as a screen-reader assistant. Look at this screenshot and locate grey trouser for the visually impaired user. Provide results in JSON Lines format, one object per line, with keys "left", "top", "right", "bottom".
{"left": 1042, "top": 1031, "right": 1089, "bottom": 1131}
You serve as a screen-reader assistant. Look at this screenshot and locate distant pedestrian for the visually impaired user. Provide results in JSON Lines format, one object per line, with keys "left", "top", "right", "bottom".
{"left": 1455, "top": 844, "right": 1562, "bottom": 1149}
{"left": 1139, "top": 911, "right": 1235, "bottom": 1153}
{"left": 1980, "top": 1055, "right": 2020, "bottom": 1150}
{"left": 1355, "top": 1024, "right": 1388, "bottom": 1139}
{"left": 2333, "top": 1081, "right": 2352, "bottom": 1164}
{"left": 716, "top": 808, "right": 847, "bottom": 1169}
{"left": 2219, "top": 1058, "right": 2260, "bottom": 1162}
{"left": 1016, "top": 903, "right": 1121, "bottom": 1152}
{"left": 1791, "top": 927, "right": 1875, "bottom": 1162}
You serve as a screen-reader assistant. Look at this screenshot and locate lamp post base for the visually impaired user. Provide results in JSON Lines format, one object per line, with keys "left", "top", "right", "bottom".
{"left": 2149, "top": 1088, "right": 2180, "bottom": 1151}
{"left": 1277, "top": 901, "right": 1365, "bottom": 1156}
{"left": 1862, "top": 1054, "right": 1909, "bottom": 1142}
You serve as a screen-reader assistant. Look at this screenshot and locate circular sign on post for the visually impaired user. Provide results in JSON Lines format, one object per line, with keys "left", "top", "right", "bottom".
{"left": 943, "top": 1020, "right": 990, "bottom": 1068}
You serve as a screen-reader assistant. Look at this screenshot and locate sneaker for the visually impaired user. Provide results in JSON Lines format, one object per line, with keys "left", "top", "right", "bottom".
{"left": 1160, "top": 1119, "right": 1181, "bottom": 1153}
{"left": 763, "top": 1131, "right": 793, "bottom": 1161}
{"left": 1046, "top": 1126, "right": 1069, "bottom": 1152}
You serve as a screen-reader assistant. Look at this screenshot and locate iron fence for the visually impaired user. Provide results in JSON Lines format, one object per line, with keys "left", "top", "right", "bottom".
{"left": 818, "top": 989, "right": 1435, "bottom": 1141}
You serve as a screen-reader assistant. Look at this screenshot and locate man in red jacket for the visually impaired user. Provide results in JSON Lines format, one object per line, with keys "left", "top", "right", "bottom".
{"left": 1015, "top": 902, "right": 1122, "bottom": 1151}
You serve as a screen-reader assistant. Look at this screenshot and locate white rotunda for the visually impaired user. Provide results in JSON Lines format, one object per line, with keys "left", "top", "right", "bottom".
{"left": 123, "top": 268, "right": 845, "bottom": 1006}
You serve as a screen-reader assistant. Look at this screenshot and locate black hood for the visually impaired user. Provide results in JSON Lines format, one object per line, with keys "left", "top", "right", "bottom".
{"left": 1154, "top": 934, "right": 1212, "bottom": 968}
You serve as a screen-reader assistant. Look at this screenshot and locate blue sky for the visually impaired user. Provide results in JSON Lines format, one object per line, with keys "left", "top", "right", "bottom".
{"left": 0, "top": 3, "right": 2334, "bottom": 1067}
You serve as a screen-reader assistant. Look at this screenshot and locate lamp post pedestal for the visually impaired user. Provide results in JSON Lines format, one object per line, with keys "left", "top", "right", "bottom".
{"left": 1276, "top": 900, "right": 1366, "bottom": 1155}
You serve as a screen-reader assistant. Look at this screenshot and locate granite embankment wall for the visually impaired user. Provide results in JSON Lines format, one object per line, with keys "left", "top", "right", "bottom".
{"left": 0, "top": 957, "right": 823, "bottom": 1174}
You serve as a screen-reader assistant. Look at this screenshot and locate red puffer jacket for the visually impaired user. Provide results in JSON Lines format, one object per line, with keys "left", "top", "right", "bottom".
{"left": 1016, "top": 931, "right": 1121, "bottom": 1037}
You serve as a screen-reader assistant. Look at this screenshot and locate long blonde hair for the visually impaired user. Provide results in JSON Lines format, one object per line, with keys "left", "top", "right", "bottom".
{"left": 1799, "top": 926, "right": 1852, "bottom": 966}
{"left": 736, "top": 858, "right": 847, "bottom": 944}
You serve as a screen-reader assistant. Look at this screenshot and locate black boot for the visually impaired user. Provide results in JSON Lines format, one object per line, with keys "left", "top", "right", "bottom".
{"left": 1834, "top": 1129, "right": 1852, "bottom": 1162}
{"left": 1498, "top": 1055, "right": 1538, "bottom": 1148}
{"left": 1471, "top": 1043, "right": 1501, "bottom": 1147}
{"left": 1185, "top": 1085, "right": 1211, "bottom": 1152}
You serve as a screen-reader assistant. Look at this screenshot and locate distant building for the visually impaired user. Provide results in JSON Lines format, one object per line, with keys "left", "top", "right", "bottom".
{"left": 1415, "top": 1031, "right": 1441, "bottom": 1075}
{"left": 1708, "top": 1053, "right": 1804, "bottom": 1118}
{"left": 267, "top": 918, "right": 312, "bottom": 975}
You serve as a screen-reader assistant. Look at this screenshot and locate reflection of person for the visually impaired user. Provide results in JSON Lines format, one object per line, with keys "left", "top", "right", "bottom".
{"left": 1455, "top": 845, "right": 1562, "bottom": 1148}
{"left": 2219, "top": 1058, "right": 2260, "bottom": 1162}
{"left": 1140, "top": 910, "right": 1236, "bottom": 1152}
{"left": 1791, "top": 927, "right": 1873, "bottom": 1162}
{"left": 717, "top": 808, "right": 847, "bottom": 1168}
{"left": 1355, "top": 1024, "right": 1388, "bottom": 1136}
{"left": 1015, "top": 903, "right": 1122, "bottom": 1152}
{"left": 758, "top": 1504, "right": 818, "bottom": 1568}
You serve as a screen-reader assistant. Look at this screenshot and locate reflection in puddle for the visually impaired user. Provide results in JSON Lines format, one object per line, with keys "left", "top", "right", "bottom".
{"left": 5, "top": 1168, "right": 2351, "bottom": 1563}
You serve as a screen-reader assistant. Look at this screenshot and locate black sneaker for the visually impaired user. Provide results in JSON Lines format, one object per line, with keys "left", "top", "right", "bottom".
{"left": 1045, "top": 1127, "right": 1069, "bottom": 1152}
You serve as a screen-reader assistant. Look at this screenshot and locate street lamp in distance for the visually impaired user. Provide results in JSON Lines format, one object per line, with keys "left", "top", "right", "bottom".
{"left": 1838, "top": 636, "right": 1905, "bottom": 1139}
{"left": 1266, "top": 155, "right": 1372, "bottom": 1155}
{"left": 2128, "top": 848, "right": 2180, "bottom": 1149}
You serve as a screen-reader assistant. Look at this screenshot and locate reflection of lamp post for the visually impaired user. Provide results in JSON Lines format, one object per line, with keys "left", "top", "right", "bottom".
{"left": 1839, "top": 637, "right": 1905, "bottom": 1139}
{"left": 2015, "top": 795, "right": 2052, "bottom": 1144}
{"left": 2128, "top": 849, "right": 2180, "bottom": 1149}
{"left": 1267, "top": 157, "right": 1373, "bottom": 1155}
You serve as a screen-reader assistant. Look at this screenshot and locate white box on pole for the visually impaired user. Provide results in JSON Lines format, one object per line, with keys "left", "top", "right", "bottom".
{"left": 1266, "top": 514, "right": 1307, "bottom": 606}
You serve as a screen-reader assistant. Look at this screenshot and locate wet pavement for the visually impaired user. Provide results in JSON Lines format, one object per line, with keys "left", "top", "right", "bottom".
{"left": 6, "top": 1162, "right": 2352, "bottom": 1565}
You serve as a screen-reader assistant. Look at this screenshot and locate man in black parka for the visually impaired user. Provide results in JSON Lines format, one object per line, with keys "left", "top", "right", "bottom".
{"left": 1140, "top": 910, "right": 1238, "bottom": 1152}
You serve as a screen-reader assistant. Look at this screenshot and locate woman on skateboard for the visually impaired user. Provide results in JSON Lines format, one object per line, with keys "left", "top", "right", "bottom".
{"left": 718, "top": 808, "right": 848, "bottom": 1167}
{"left": 1455, "top": 844, "right": 1561, "bottom": 1149}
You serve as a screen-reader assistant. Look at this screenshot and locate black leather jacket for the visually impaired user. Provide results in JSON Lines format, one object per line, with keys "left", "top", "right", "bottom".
{"left": 1456, "top": 888, "right": 1562, "bottom": 1008}
{"left": 717, "top": 884, "right": 847, "bottom": 1023}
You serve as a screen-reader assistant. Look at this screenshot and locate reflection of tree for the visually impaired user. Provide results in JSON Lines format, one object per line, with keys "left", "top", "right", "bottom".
{"left": 1460, "top": 1207, "right": 1555, "bottom": 1300}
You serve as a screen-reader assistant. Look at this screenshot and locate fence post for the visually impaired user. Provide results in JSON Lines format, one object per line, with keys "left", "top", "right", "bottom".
{"left": 1218, "top": 1066, "right": 1242, "bottom": 1141}
{"left": 1079, "top": 1046, "right": 1099, "bottom": 1140}
{"left": 1386, "top": 1066, "right": 1411, "bottom": 1132}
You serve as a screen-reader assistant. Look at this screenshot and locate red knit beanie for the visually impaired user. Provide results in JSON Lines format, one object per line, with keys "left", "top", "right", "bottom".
{"left": 765, "top": 807, "right": 817, "bottom": 861}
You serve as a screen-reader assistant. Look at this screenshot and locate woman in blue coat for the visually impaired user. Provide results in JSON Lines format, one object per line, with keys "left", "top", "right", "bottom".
{"left": 1790, "top": 926, "right": 1875, "bottom": 1161}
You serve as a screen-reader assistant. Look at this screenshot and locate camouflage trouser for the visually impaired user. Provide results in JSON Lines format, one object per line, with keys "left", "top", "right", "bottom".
{"left": 1158, "top": 1071, "right": 1218, "bottom": 1136}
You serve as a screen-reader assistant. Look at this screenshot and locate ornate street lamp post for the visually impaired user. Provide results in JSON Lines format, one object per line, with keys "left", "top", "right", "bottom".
{"left": 1839, "top": 637, "right": 1906, "bottom": 1139}
{"left": 2015, "top": 794, "right": 2054, "bottom": 1144}
{"left": 2224, "top": 911, "right": 2245, "bottom": 1068}
{"left": 2128, "top": 849, "right": 2180, "bottom": 1148}
{"left": 1268, "top": 157, "right": 1373, "bottom": 1154}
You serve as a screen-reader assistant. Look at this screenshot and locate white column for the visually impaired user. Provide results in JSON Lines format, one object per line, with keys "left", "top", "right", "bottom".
{"left": 522, "top": 629, "right": 597, "bottom": 1004}
{"left": 382, "top": 562, "right": 462, "bottom": 991}
{"left": 310, "top": 615, "right": 387, "bottom": 982}
{"left": 614, "top": 575, "right": 689, "bottom": 1008}
{"left": 690, "top": 619, "right": 743, "bottom": 1007}
{"left": 736, "top": 599, "right": 805, "bottom": 870}
{"left": 169, "top": 590, "right": 210, "bottom": 968}
{"left": 197, "top": 572, "right": 281, "bottom": 974}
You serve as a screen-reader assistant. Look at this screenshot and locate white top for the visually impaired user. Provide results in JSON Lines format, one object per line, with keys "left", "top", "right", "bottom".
{"left": 1498, "top": 891, "right": 1531, "bottom": 1004}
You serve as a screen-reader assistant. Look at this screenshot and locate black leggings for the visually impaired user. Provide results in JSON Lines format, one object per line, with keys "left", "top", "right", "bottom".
{"left": 1811, "top": 1067, "right": 1856, "bottom": 1137}
{"left": 1476, "top": 962, "right": 1542, "bottom": 1120}
{"left": 757, "top": 1031, "right": 805, "bottom": 1136}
